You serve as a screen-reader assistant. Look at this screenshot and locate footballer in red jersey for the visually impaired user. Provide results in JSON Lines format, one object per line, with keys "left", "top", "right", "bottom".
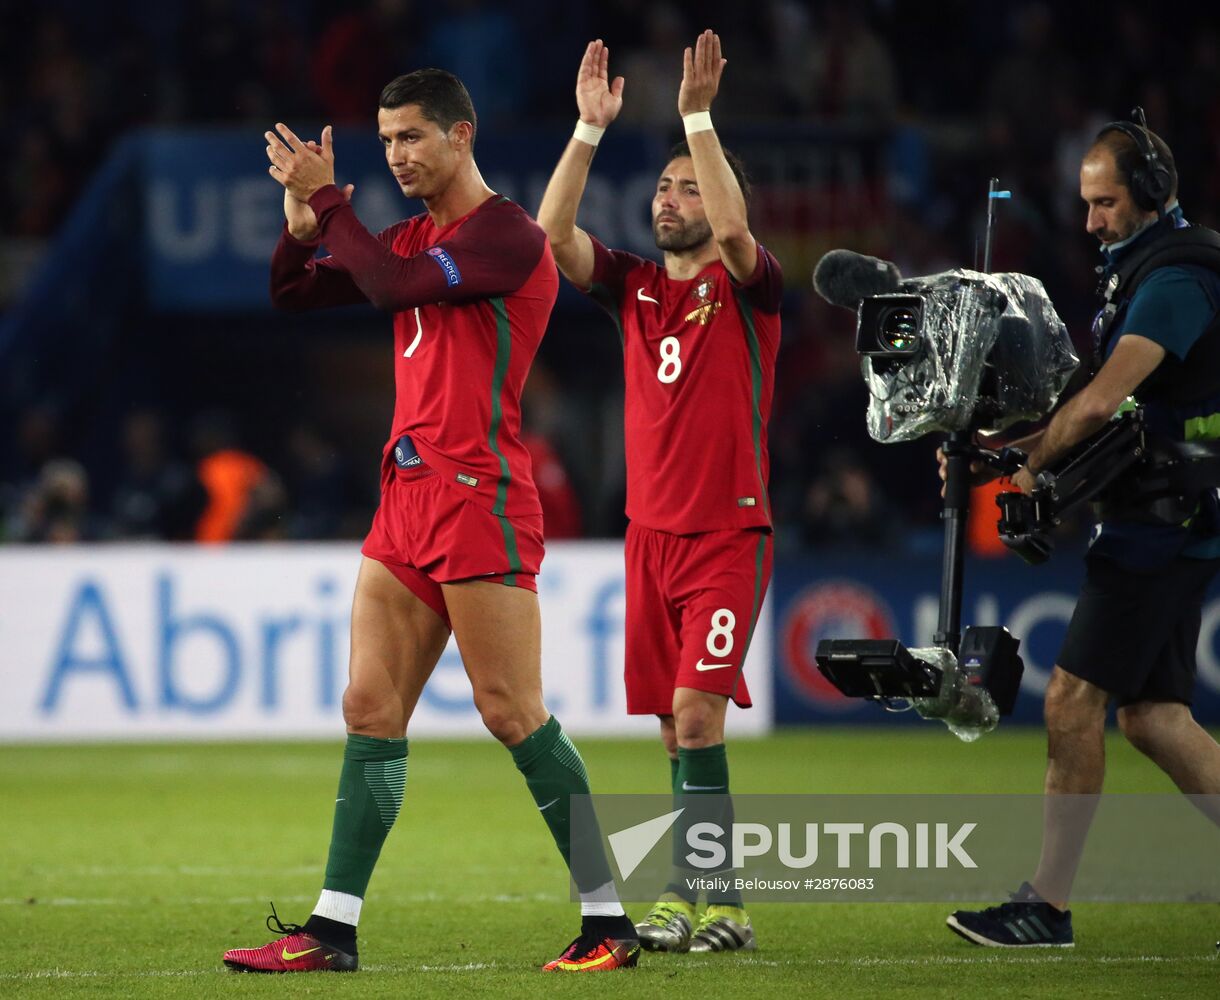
{"left": 223, "top": 68, "right": 637, "bottom": 977}
{"left": 539, "top": 32, "right": 780, "bottom": 953}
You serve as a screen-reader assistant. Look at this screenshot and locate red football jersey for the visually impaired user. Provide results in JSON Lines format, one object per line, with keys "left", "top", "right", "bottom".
{"left": 586, "top": 239, "right": 782, "bottom": 533}
{"left": 271, "top": 190, "right": 557, "bottom": 517}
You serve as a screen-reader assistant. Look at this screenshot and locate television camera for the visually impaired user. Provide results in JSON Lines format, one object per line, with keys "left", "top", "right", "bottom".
{"left": 809, "top": 185, "right": 1220, "bottom": 739}
{"left": 808, "top": 181, "right": 1079, "bottom": 740}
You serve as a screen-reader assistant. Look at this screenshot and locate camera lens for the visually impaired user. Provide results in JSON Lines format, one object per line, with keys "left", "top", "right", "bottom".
{"left": 881, "top": 307, "right": 920, "bottom": 352}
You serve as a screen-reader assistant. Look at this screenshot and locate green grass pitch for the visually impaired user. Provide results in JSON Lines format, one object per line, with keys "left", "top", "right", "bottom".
{"left": 3, "top": 728, "right": 1218, "bottom": 998}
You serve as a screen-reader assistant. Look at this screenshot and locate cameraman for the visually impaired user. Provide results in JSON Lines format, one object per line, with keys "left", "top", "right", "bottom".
{"left": 943, "top": 121, "right": 1220, "bottom": 947}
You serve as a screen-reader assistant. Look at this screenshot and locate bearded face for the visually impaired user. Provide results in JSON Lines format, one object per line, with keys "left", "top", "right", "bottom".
{"left": 651, "top": 157, "right": 714, "bottom": 255}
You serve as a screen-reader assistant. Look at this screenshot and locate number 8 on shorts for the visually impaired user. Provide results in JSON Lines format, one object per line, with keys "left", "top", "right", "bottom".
{"left": 706, "top": 608, "right": 736, "bottom": 657}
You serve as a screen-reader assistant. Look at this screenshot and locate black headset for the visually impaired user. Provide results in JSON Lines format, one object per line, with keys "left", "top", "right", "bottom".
{"left": 1095, "top": 106, "right": 1173, "bottom": 215}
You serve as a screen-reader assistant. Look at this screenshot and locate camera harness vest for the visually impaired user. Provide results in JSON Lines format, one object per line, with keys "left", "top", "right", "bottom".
{"left": 1089, "top": 222, "right": 1220, "bottom": 520}
{"left": 1093, "top": 222, "right": 1220, "bottom": 405}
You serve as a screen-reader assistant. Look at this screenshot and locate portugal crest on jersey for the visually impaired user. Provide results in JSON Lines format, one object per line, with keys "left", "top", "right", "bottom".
{"left": 684, "top": 277, "right": 722, "bottom": 325}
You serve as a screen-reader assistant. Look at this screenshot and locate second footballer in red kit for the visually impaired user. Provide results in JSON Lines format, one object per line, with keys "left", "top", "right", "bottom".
{"left": 539, "top": 31, "right": 782, "bottom": 953}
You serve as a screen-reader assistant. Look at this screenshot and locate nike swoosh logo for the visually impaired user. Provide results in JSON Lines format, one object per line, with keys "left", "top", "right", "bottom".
{"left": 539, "top": 797, "right": 560, "bottom": 811}
{"left": 636, "top": 288, "right": 660, "bottom": 304}
{"left": 682, "top": 781, "right": 726, "bottom": 791}
{"left": 694, "top": 658, "right": 732, "bottom": 671}
{"left": 281, "top": 945, "right": 321, "bottom": 961}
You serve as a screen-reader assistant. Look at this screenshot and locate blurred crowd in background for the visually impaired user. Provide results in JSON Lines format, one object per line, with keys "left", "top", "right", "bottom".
{"left": 3, "top": 0, "right": 1220, "bottom": 553}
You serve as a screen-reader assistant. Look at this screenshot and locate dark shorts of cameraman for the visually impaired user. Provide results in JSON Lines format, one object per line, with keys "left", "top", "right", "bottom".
{"left": 1057, "top": 551, "right": 1220, "bottom": 705}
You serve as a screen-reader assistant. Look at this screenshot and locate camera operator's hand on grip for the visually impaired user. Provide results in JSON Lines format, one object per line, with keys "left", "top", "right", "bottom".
{"left": 936, "top": 445, "right": 1004, "bottom": 498}
{"left": 1011, "top": 467, "right": 1037, "bottom": 495}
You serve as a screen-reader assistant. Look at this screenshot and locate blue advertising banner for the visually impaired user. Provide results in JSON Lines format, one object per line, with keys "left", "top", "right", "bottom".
{"left": 772, "top": 548, "right": 1220, "bottom": 726}
{"left": 141, "top": 126, "right": 667, "bottom": 311}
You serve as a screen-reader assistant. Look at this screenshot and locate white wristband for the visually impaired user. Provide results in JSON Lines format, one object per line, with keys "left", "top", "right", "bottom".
{"left": 682, "top": 111, "right": 714, "bottom": 135}
{"left": 573, "top": 120, "right": 605, "bottom": 147}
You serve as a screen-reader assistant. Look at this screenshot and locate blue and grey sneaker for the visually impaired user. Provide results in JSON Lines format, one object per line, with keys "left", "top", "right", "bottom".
{"left": 946, "top": 883, "right": 1073, "bottom": 947}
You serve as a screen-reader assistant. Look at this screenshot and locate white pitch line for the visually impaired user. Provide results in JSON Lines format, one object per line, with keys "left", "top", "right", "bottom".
{"left": 412, "top": 962, "right": 502, "bottom": 972}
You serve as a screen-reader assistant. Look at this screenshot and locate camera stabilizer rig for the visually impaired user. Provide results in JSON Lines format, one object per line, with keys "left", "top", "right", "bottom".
{"left": 809, "top": 179, "right": 1077, "bottom": 740}
{"left": 996, "top": 406, "right": 1220, "bottom": 564}
{"left": 814, "top": 425, "right": 1026, "bottom": 741}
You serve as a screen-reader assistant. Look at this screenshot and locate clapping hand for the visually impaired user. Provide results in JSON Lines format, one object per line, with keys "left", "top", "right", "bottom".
{"left": 265, "top": 124, "right": 354, "bottom": 240}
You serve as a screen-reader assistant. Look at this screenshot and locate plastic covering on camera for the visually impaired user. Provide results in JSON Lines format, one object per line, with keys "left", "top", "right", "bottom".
{"left": 861, "top": 270, "right": 1078, "bottom": 443}
{"left": 906, "top": 646, "right": 999, "bottom": 743}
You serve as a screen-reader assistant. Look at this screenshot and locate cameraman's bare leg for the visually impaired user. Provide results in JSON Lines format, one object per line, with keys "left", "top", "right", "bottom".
{"left": 1118, "top": 701, "right": 1220, "bottom": 821}
{"left": 1030, "top": 666, "right": 1108, "bottom": 908}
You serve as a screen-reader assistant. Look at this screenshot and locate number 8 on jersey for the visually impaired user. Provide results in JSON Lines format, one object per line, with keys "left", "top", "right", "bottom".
{"left": 657, "top": 336, "right": 683, "bottom": 383}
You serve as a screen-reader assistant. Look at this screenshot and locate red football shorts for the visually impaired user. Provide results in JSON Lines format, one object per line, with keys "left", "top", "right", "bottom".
{"left": 624, "top": 523, "right": 773, "bottom": 715}
{"left": 361, "top": 467, "right": 544, "bottom": 629}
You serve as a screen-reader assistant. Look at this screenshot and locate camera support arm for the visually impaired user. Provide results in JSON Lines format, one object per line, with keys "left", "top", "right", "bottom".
{"left": 996, "top": 410, "right": 1147, "bottom": 564}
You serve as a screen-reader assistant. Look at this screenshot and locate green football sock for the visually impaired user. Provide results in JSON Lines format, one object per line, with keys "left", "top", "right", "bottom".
{"left": 510, "top": 715, "right": 614, "bottom": 893}
{"left": 321, "top": 734, "right": 408, "bottom": 898}
{"left": 671, "top": 743, "right": 743, "bottom": 908}
{"left": 663, "top": 752, "right": 698, "bottom": 903}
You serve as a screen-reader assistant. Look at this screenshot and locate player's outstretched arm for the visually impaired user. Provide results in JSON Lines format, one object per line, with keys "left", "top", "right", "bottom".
{"left": 537, "top": 39, "right": 624, "bottom": 290}
{"left": 678, "top": 30, "right": 757, "bottom": 283}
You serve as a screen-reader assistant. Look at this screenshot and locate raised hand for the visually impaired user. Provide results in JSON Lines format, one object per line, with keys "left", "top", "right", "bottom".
{"left": 678, "top": 29, "right": 726, "bottom": 116}
{"left": 266, "top": 123, "right": 338, "bottom": 202}
{"left": 576, "top": 39, "right": 624, "bottom": 127}
{"left": 265, "top": 126, "right": 353, "bottom": 240}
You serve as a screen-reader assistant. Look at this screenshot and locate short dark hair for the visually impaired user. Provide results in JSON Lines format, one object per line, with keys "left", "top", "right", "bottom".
{"left": 667, "top": 141, "right": 752, "bottom": 204}
{"left": 1089, "top": 125, "right": 1178, "bottom": 205}
{"left": 379, "top": 69, "right": 477, "bottom": 145}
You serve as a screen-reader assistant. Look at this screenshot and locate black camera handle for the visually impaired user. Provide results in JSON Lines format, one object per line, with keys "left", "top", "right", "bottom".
{"left": 934, "top": 178, "right": 1017, "bottom": 653}
{"left": 935, "top": 434, "right": 1031, "bottom": 651}
{"left": 934, "top": 431, "right": 975, "bottom": 653}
